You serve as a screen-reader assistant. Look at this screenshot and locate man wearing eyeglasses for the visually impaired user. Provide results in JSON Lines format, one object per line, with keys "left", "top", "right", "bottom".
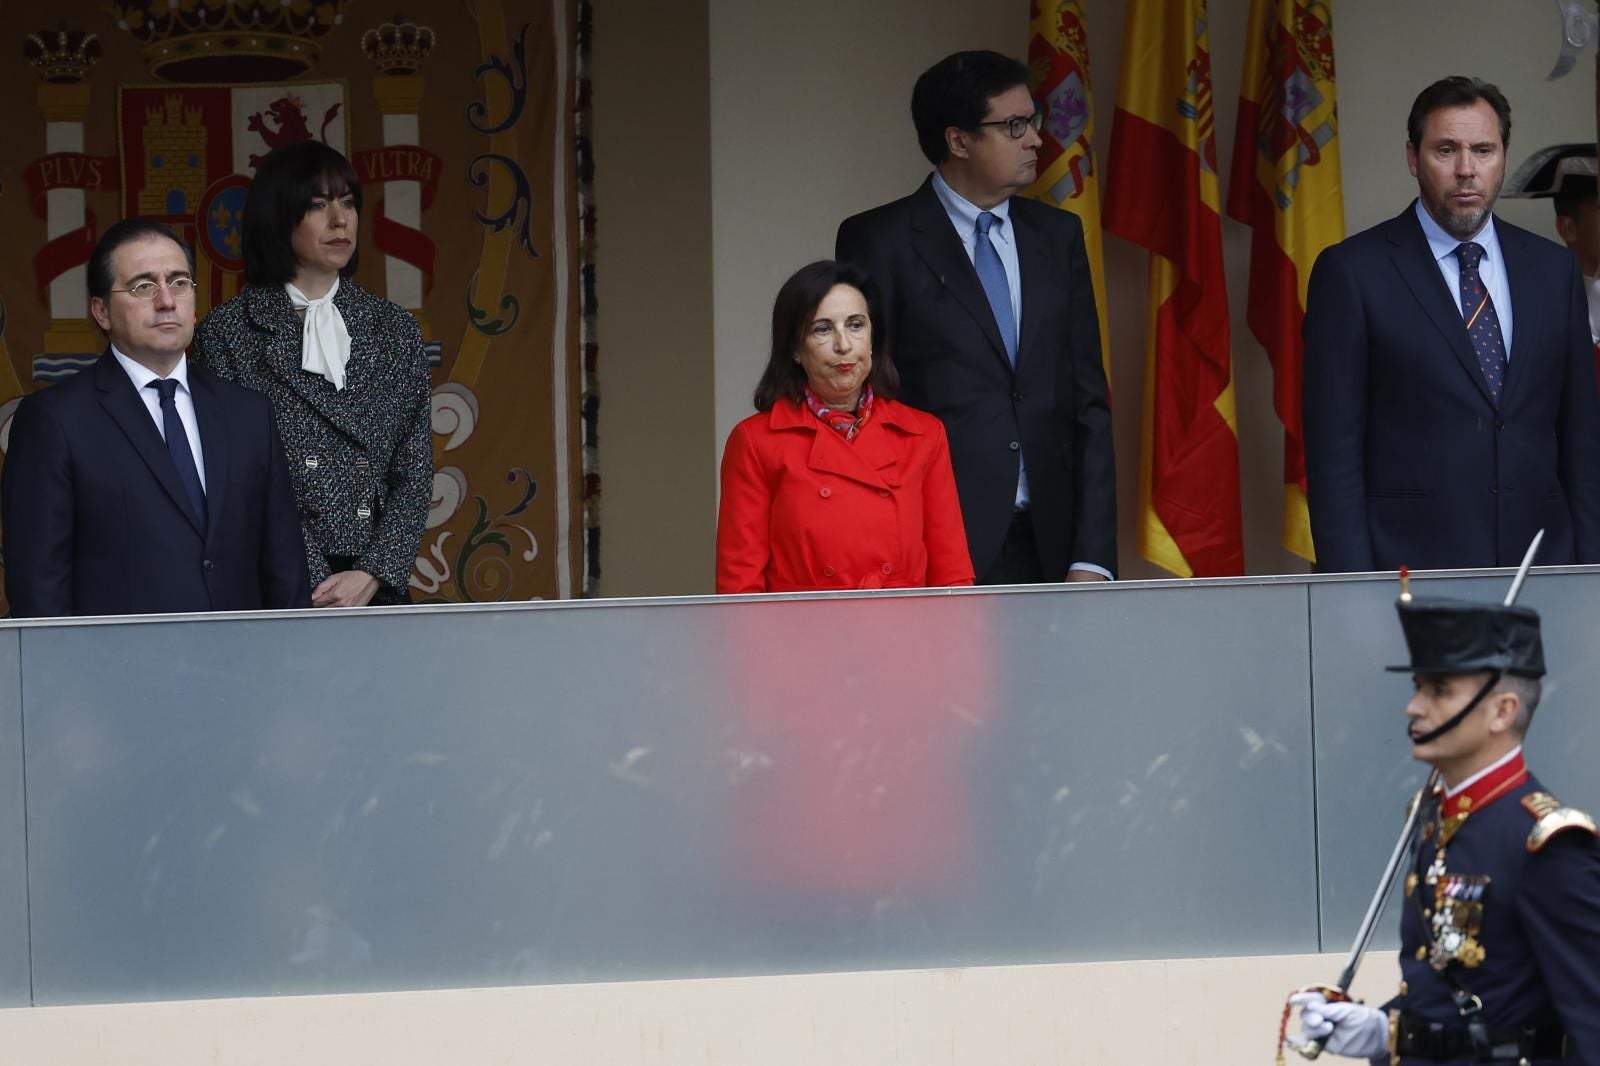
{"left": 836, "top": 50, "right": 1115, "bottom": 585}
{"left": 1, "top": 217, "right": 309, "bottom": 617}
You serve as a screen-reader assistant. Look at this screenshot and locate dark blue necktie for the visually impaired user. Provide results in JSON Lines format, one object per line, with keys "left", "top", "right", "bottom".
{"left": 1455, "top": 242, "right": 1507, "bottom": 404}
{"left": 974, "top": 211, "right": 1018, "bottom": 365}
{"left": 148, "top": 378, "right": 207, "bottom": 527}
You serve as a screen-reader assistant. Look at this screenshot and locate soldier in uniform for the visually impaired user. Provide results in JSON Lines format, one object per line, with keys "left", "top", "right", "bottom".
{"left": 1291, "top": 595, "right": 1600, "bottom": 1064}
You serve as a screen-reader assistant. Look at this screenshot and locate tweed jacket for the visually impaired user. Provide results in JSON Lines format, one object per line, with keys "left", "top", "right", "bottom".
{"left": 193, "top": 280, "right": 432, "bottom": 593}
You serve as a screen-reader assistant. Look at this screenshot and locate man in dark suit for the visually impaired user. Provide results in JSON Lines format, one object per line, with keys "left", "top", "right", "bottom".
{"left": 1, "top": 218, "right": 309, "bottom": 617}
{"left": 1303, "top": 77, "right": 1600, "bottom": 573}
{"left": 836, "top": 50, "right": 1115, "bottom": 584}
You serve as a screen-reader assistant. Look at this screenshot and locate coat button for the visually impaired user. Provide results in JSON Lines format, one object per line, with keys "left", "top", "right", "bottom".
{"left": 354, "top": 456, "right": 371, "bottom": 472}
{"left": 877, "top": 489, "right": 890, "bottom": 497}
{"left": 357, "top": 505, "right": 373, "bottom": 519}
{"left": 304, "top": 455, "right": 319, "bottom": 470}
{"left": 1008, "top": 441, "right": 1020, "bottom": 451}
{"left": 202, "top": 559, "right": 214, "bottom": 571}
{"left": 822, "top": 566, "right": 835, "bottom": 577}
{"left": 819, "top": 487, "right": 832, "bottom": 498}
{"left": 880, "top": 563, "right": 893, "bottom": 575}
{"left": 1012, "top": 391, "right": 1022, "bottom": 402}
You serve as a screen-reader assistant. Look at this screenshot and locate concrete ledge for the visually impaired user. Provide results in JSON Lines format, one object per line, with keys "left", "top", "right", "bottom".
{"left": 0, "top": 951, "right": 1399, "bottom": 1065}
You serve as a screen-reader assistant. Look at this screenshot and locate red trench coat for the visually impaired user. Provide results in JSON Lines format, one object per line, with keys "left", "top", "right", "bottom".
{"left": 716, "top": 397, "right": 975, "bottom": 593}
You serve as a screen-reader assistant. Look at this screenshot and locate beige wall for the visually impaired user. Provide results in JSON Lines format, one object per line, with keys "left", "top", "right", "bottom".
{"left": 0, "top": 951, "right": 1398, "bottom": 1064}
{"left": 591, "top": 0, "right": 717, "bottom": 596}
{"left": 597, "top": 2, "right": 1595, "bottom": 594}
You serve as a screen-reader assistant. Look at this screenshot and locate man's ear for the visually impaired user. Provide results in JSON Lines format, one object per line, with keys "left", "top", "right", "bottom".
{"left": 1488, "top": 688, "right": 1521, "bottom": 736}
{"left": 944, "top": 125, "right": 970, "bottom": 161}
{"left": 1555, "top": 214, "right": 1579, "bottom": 247}
{"left": 88, "top": 296, "right": 111, "bottom": 332}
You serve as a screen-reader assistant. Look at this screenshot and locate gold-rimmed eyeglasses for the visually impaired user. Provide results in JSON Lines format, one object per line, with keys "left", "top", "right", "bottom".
{"left": 111, "top": 277, "right": 196, "bottom": 300}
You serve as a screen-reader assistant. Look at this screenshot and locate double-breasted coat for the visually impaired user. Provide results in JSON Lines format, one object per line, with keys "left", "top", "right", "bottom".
{"left": 715, "top": 396, "right": 974, "bottom": 593}
{"left": 193, "top": 281, "right": 432, "bottom": 597}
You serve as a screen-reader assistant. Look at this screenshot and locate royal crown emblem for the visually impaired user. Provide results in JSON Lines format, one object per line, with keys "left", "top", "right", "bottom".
{"left": 107, "top": 0, "right": 346, "bottom": 82}
{"left": 361, "top": 20, "right": 436, "bottom": 76}
{"left": 22, "top": 28, "right": 102, "bottom": 83}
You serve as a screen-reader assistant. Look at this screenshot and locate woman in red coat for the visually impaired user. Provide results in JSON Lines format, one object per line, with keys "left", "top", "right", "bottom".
{"left": 716, "top": 260, "right": 974, "bottom": 592}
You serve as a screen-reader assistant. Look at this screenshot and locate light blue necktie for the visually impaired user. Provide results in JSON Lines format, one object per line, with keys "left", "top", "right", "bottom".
{"left": 974, "top": 211, "right": 1018, "bottom": 366}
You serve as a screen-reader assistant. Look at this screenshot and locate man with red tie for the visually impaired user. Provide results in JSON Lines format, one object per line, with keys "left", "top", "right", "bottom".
{"left": 1302, "top": 78, "right": 1600, "bottom": 573}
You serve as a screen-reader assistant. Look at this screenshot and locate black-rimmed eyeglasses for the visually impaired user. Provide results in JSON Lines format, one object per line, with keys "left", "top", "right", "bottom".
{"left": 974, "top": 112, "right": 1044, "bottom": 140}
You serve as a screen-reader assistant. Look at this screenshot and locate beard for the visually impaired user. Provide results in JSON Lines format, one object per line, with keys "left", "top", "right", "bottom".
{"left": 1423, "top": 180, "right": 1502, "bottom": 241}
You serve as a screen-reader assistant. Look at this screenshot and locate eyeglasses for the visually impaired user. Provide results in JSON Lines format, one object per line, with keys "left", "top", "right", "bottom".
{"left": 974, "top": 112, "right": 1044, "bottom": 140}
{"left": 111, "top": 277, "right": 196, "bottom": 300}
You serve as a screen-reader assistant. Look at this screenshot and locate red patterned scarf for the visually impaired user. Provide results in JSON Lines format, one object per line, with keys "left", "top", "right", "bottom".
{"left": 803, "top": 386, "right": 874, "bottom": 442}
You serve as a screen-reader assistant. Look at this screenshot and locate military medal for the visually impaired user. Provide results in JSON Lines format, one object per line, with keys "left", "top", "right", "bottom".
{"left": 1428, "top": 873, "right": 1490, "bottom": 971}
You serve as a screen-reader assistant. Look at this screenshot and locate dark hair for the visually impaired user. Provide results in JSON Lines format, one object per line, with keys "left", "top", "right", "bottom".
{"left": 912, "top": 50, "right": 1031, "bottom": 166}
{"left": 753, "top": 260, "right": 899, "bottom": 411}
{"left": 1554, "top": 176, "right": 1598, "bottom": 219}
{"left": 1406, "top": 76, "right": 1511, "bottom": 150}
{"left": 87, "top": 218, "right": 195, "bottom": 301}
{"left": 242, "top": 140, "right": 363, "bottom": 286}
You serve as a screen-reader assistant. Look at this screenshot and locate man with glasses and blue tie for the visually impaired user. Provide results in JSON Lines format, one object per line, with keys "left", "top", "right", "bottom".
{"left": 1303, "top": 77, "right": 1600, "bottom": 574}
{"left": 2, "top": 218, "right": 309, "bottom": 617}
{"left": 837, "top": 50, "right": 1115, "bottom": 585}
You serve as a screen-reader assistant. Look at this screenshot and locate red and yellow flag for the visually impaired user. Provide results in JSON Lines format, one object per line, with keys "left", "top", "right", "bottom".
{"left": 1025, "top": 0, "right": 1109, "bottom": 380}
{"left": 1226, "top": 0, "right": 1343, "bottom": 564}
{"left": 1103, "top": 0, "right": 1243, "bottom": 577}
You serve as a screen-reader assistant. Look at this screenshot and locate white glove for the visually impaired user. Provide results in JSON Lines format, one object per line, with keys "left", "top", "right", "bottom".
{"left": 1288, "top": 991, "right": 1388, "bottom": 1058}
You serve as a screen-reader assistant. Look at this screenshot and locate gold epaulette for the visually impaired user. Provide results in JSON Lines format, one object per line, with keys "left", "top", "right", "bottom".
{"left": 1522, "top": 791, "right": 1599, "bottom": 852}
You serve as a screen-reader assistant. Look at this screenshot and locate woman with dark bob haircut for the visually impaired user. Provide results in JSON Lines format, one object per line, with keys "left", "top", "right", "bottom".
{"left": 716, "top": 260, "right": 974, "bottom": 592}
{"left": 194, "top": 140, "right": 431, "bottom": 607}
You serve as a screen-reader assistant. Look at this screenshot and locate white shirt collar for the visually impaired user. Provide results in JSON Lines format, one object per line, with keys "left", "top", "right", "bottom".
{"left": 112, "top": 346, "right": 191, "bottom": 394}
{"left": 931, "top": 170, "right": 1013, "bottom": 243}
{"left": 1444, "top": 744, "right": 1523, "bottom": 799}
{"left": 1413, "top": 198, "right": 1499, "bottom": 265}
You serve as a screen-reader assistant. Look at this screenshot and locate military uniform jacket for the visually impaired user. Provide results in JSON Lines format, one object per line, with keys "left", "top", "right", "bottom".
{"left": 1386, "top": 752, "right": 1600, "bottom": 1065}
{"left": 193, "top": 281, "right": 432, "bottom": 593}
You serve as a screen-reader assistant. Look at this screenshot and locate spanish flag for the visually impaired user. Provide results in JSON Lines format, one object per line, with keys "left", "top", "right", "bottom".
{"left": 1025, "top": 0, "right": 1110, "bottom": 381}
{"left": 1103, "top": 0, "right": 1243, "bottom": 577}
{"left": 1225, "top": 0, "right": 1343, "bottom": 564}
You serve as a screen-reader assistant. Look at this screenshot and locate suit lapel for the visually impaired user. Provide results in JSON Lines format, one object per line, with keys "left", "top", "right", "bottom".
{"left": 189, "top": 369, "right": 228, "bottom": 545}
{"left": 92, "top": 352, "right": 206, "bottom": 537}
{"left": 1013, "top": 205, "right": 1052, "bottom": 372}
{"left": 909, "top": 179, "right": 1013, "bottom": 372}
{"left": 1497, "top": 224, "right": 1536, "bottom": 408}
{"left": 1388, "top": 207, "right": 1496, "bottom": 407}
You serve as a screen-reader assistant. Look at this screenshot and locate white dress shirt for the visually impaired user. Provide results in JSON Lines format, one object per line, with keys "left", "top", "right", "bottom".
{"left": 1444, "top": 745, "right": 1522, "bottom": 799}
{"left": 112, "top": 348, "right": 207, "bottom": 491}
{"left": 1413, "top": 200, "right": 1514, "bottom": 358}
{"left": 1585, "top": 274, "right": 1599, "bottom": 344}
{"left": 930, "top": 171, "right": 1110, "bottom": 580}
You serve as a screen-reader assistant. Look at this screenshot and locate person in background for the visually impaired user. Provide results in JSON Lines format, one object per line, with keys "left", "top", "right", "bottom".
{"left": 716, "top": 260, "right": 974, "bottom": 593}
{"left": 1302, "top": 77, "right": 1600, "bottom": 573}
{"left": 2, "top": 218, "right": 308, "bottom": 617}
{"left": 1503, "top": 142, "right": 1599, "bottom": 367}
{"left": 836, "top": 50, "right": 1115, "bottom": 585}
{"left": 195, "top": 140, "right": 432, "bottom": 607}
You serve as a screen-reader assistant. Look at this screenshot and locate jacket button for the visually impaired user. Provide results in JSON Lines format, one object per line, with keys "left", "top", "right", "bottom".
{"left": 822, "top": 566, "right": 835, "bottom": 577}
{"left": 1008, "top": 441, "right": 1020, "bottom": 451}
{"left": 1495, "top": 419, "right": 1505, "bottom": 431}
{"left": 877, "top": 489, "right": 890, "bottom": 497}
{"left": 819, "top": 487, "right": 832, "bottom": 498}
{"left": 880, "top": 563, "right": 893, "bottom": 575}
{"left": 202, "top": 559, "right": 214, "bottom": 571}
{"left": 1012, "top": 391, "right": 1022, "bottom": 402}
{"left": 354, "top": 456, "right": 371, "bottom": 472}
{"left": 357, "top": 505, "right": 373, "bottom": 519}
{"left": 304, "top": 455, "right": 319, "bottom": 470}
